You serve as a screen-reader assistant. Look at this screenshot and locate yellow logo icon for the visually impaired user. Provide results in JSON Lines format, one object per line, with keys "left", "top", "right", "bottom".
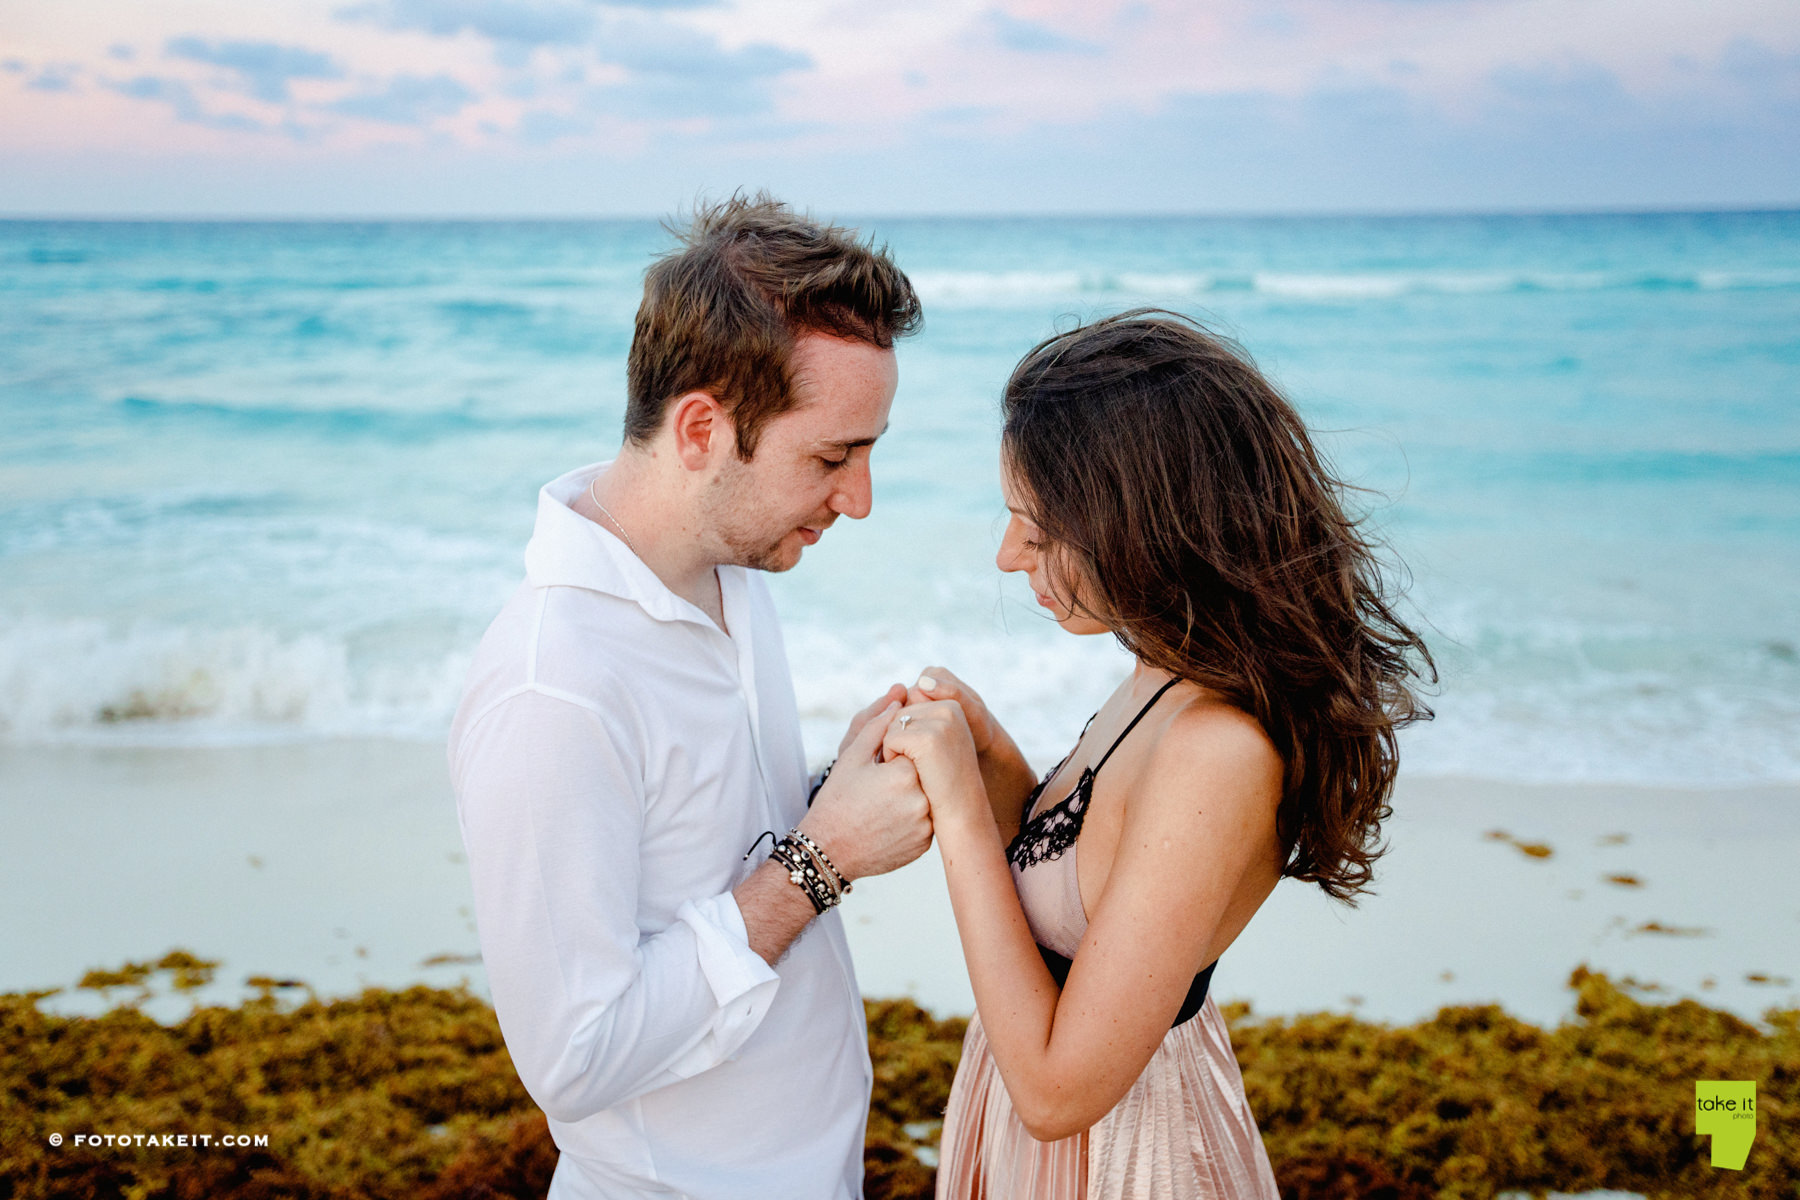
{"left": 1695, "top": 1081, "right": 1756, "bottom": 1169}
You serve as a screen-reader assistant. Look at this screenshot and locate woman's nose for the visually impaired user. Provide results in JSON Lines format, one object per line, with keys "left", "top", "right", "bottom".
{"left": 996, "top": 523, "right": 1027, "bottom": 573}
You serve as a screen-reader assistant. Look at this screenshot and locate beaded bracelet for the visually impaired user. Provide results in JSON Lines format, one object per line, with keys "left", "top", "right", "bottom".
{"left": 787, "top": 829, "right": 852, "bottom": 897}
{"left": 770, "top": 836, "right": 841, "bottom": 914}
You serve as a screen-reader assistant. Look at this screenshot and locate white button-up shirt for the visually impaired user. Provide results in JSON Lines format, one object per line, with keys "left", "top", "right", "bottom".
{"left": 449, "top": 463, "right": 870, "bottom": 1200}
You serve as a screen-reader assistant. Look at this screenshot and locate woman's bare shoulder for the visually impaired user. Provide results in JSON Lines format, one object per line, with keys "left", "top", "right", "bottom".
{"left": 1139, "top": 687, "right": 1283, "bottom": 810}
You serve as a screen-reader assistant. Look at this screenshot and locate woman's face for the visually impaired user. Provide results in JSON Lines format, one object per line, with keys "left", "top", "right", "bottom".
{"left": 997, "top": 458, "right": 1111, "bottom": 637}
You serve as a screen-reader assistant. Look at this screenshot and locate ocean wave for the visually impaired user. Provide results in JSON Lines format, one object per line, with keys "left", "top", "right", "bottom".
{"left": 1395, "top": 597, "right": 1800, "bottom": 785}
{"left": 1425, "top": 445, "right": 1800, "bottom": 486}
{"left": 116, "top": 395, "right": 578, "bottom": 441}
{"left": 0, "top": 487, "right": 271, "bottom": 557}
{"left": 1400, "top": 679, "right": 1800, "bottom": 786}
{"left": 786, "top": 623, "right": 1138, "bottom": 772}
{"left": 0, "top": 618, "right": 467, "bottom": 745}
{"left": 5, "top": 610, "right": 1796, "bottom": 786}
{"left": 908, "top": 267, "right": 1800, "bottom": 305}
{"left": 783, "top": 623, "right": 1800, "bottom": 787}
{"left": 0, "top": 492, "right": 523, "bottom": 577}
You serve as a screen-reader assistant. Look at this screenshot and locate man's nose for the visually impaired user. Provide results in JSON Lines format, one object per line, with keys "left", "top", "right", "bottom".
{"left": 833, "top": 458, "right": 874, "bottom": 520}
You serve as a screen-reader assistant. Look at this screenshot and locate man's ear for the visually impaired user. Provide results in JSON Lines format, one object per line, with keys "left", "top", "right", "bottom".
{"left": 667, "top": 391, "right": 734, "bottom": 471}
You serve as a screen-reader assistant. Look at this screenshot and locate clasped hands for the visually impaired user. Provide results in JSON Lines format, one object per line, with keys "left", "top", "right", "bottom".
{"left": 799, "top": 668, "right": 996, "bottom": 883}
{"left": 857, "top": 668, "right": 994, "bottom": 825}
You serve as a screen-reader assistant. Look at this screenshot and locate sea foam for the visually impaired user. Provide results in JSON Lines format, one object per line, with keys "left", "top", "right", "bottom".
{"left": 0, "top": 616, "right": 467, "bottom": 745}
{"left": 5, "top": 608, "right": 1796, "bottom": 788}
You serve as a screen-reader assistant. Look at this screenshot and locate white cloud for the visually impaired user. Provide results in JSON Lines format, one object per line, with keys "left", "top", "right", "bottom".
{"left": 164, "top": 36, "right": 345, "bottom": 102}
{"left": 329, "top": 72, "right": 474, "bottom": 123}
{"left": 0, "top": 0, "right": 1796, "bottom": 211}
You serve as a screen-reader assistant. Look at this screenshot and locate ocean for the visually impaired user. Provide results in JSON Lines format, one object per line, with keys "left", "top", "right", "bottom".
{"left": 3, "top": 212, "right": 1798, "bottom": 786}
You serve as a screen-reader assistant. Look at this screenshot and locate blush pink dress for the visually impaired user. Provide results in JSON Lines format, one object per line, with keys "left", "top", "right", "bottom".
{"left": 935, "top": 683, "right": 1280, "bottom": 1200}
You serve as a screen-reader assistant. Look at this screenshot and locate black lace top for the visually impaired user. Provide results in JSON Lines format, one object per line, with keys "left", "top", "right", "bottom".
{"left": 1005, "top": 679, "right": 1181, "bottom": 871}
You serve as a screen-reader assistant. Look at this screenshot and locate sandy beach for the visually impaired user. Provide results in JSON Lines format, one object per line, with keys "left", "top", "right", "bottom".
{"left": 7, "top": 738, "right": 1795, "bottom": 1030}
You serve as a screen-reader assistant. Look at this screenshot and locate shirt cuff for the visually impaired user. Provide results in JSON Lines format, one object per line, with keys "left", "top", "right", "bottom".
{"left": 662, "top": 892, "right": 782, "bottom": 1079}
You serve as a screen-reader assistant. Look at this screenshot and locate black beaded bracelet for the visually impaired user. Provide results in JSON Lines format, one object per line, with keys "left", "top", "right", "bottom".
{"left": 770, "top": 837, "right": 840, "bottom": 914}
{"left": 788, "top": 829, "right": 851, "bottom": 897}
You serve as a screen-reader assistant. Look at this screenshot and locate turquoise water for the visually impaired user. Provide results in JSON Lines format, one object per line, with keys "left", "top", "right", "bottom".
{"left": 2, "top": 213, "right": 1797, "bottom": 783}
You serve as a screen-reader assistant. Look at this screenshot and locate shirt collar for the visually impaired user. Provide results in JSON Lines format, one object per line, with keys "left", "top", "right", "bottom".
{"left": 524, "top": 460, "right": 736, "bottom": 628}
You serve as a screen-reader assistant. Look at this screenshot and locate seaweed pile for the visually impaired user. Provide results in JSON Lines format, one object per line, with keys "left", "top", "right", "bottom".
{"left": 1233, "top": 967, "right": 1795, "bottom": 1199}
{"left": 1, "top": 954, "right": 1792, "bottom": 1199}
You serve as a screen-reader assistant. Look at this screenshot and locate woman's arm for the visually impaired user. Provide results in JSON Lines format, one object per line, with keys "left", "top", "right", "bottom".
{"left": 908, "top": 668, "right": 1040, "bottom": 841}
{"left": 886, "top": 697, "right": 1282, "bottom": 1142}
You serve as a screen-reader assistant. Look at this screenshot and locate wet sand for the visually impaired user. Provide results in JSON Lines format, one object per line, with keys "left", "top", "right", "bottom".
{"left": 4, "top": 740, "right": 1796, "bottom": 1028}
{"left": 4, "top": 740, "right": 480, "bottom": 1014}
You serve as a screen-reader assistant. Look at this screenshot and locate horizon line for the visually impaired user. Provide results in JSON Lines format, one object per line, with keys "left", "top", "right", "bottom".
{"left": 4, "top": 202, "right": 1799, "bottom": 224}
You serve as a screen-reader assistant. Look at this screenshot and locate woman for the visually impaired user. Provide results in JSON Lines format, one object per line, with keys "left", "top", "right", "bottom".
{"left": 882, "top": 311, "right": 1433, "bottom": 1199}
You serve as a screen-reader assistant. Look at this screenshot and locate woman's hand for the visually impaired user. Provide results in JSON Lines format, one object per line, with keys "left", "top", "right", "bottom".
{"left": 881, "top": 699, "right": 987, "bottom": 828}
{"left": 908, "top": 667, "right": 999, "bottom": 756}
{"left": 906, "top": 666, "right": 1039, "bottom": 839}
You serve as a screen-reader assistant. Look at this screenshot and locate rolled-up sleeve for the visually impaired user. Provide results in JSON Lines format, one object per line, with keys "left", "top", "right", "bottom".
{"left": 452, "top": 685, "right": 780, "bottom": 1124}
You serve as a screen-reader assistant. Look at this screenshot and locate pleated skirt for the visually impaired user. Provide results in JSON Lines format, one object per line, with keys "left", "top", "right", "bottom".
{"left": 934, "top": 996, "right": 1280, "bottom": 1200}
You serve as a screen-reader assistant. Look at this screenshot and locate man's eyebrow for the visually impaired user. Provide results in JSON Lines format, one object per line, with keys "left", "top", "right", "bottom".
{"left": 818, "top": 424, "right": 889, "bottom": 451}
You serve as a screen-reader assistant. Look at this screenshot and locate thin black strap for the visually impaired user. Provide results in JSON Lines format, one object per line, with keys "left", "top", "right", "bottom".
{"left": 1092, "top": 678, "right": 1182, "bottom": 775}
{"left": 1032, "top": 710, "right": 1102, "bottom": 803}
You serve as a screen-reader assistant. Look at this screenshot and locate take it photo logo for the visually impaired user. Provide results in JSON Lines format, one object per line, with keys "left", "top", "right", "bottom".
{"left": 1695, "top": 1081, "right": 1757, "bottom": 1170}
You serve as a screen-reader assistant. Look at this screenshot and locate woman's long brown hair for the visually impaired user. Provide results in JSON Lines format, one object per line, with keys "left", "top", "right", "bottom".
{"left": 1003, "top": 310, "right": 1435, "bottom": 901}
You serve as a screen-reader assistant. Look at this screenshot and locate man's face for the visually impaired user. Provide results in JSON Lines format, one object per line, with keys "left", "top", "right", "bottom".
{"left": 702, "top": 332, "right": 898, "bottom": 572}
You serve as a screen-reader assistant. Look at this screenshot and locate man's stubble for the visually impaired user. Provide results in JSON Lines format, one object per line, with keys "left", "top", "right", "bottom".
{"left": 701, "top": 452, "right": 817, "bottom": 574}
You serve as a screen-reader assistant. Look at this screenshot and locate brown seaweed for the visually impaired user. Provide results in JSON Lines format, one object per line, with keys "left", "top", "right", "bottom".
{"left": 2, "top": 956, "right": 1794, "bottom": 1199}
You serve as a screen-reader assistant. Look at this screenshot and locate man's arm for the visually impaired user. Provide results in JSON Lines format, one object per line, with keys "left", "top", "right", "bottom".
{"left": 734, "top": 700, "right": 932, "bottom": 964}
{"left": 732, "top": 862, "right": 819, "bottom": 964}
{"left": 456, "top": 687, "right": 784, "bottom": 1124}
{"left": 455, "top": 689, "right": 933, "bottom": 1121}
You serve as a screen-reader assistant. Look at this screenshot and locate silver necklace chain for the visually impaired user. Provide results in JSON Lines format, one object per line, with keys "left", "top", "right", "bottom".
{"left": 588, "top": 478, "right": 638, "bottom": 555}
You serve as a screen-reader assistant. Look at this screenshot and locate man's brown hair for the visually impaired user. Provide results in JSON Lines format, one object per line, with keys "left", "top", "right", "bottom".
{"left": 625, "top": 194, "right": 922, "bottom": 458}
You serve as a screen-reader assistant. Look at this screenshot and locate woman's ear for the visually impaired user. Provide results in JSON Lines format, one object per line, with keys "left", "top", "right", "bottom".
{"left": 667, "top": 391, "right": 733, "bottom": 471}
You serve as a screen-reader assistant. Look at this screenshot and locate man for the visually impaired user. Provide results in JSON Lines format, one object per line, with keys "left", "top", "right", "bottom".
{"left": 448, "top": 196, "right": 932, "bottom": 1199}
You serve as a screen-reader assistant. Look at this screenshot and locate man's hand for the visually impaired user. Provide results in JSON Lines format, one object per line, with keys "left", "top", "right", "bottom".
{"left": 801, "top": 701, "right": 933, "bottom": 881}
{"left": 836, "top": 683, "right": 908, "bottom": 759}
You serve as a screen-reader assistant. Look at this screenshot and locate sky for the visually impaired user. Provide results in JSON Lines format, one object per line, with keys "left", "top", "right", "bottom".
{"left": 1, "top": 0, "right": 1797, "bottom": 216}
